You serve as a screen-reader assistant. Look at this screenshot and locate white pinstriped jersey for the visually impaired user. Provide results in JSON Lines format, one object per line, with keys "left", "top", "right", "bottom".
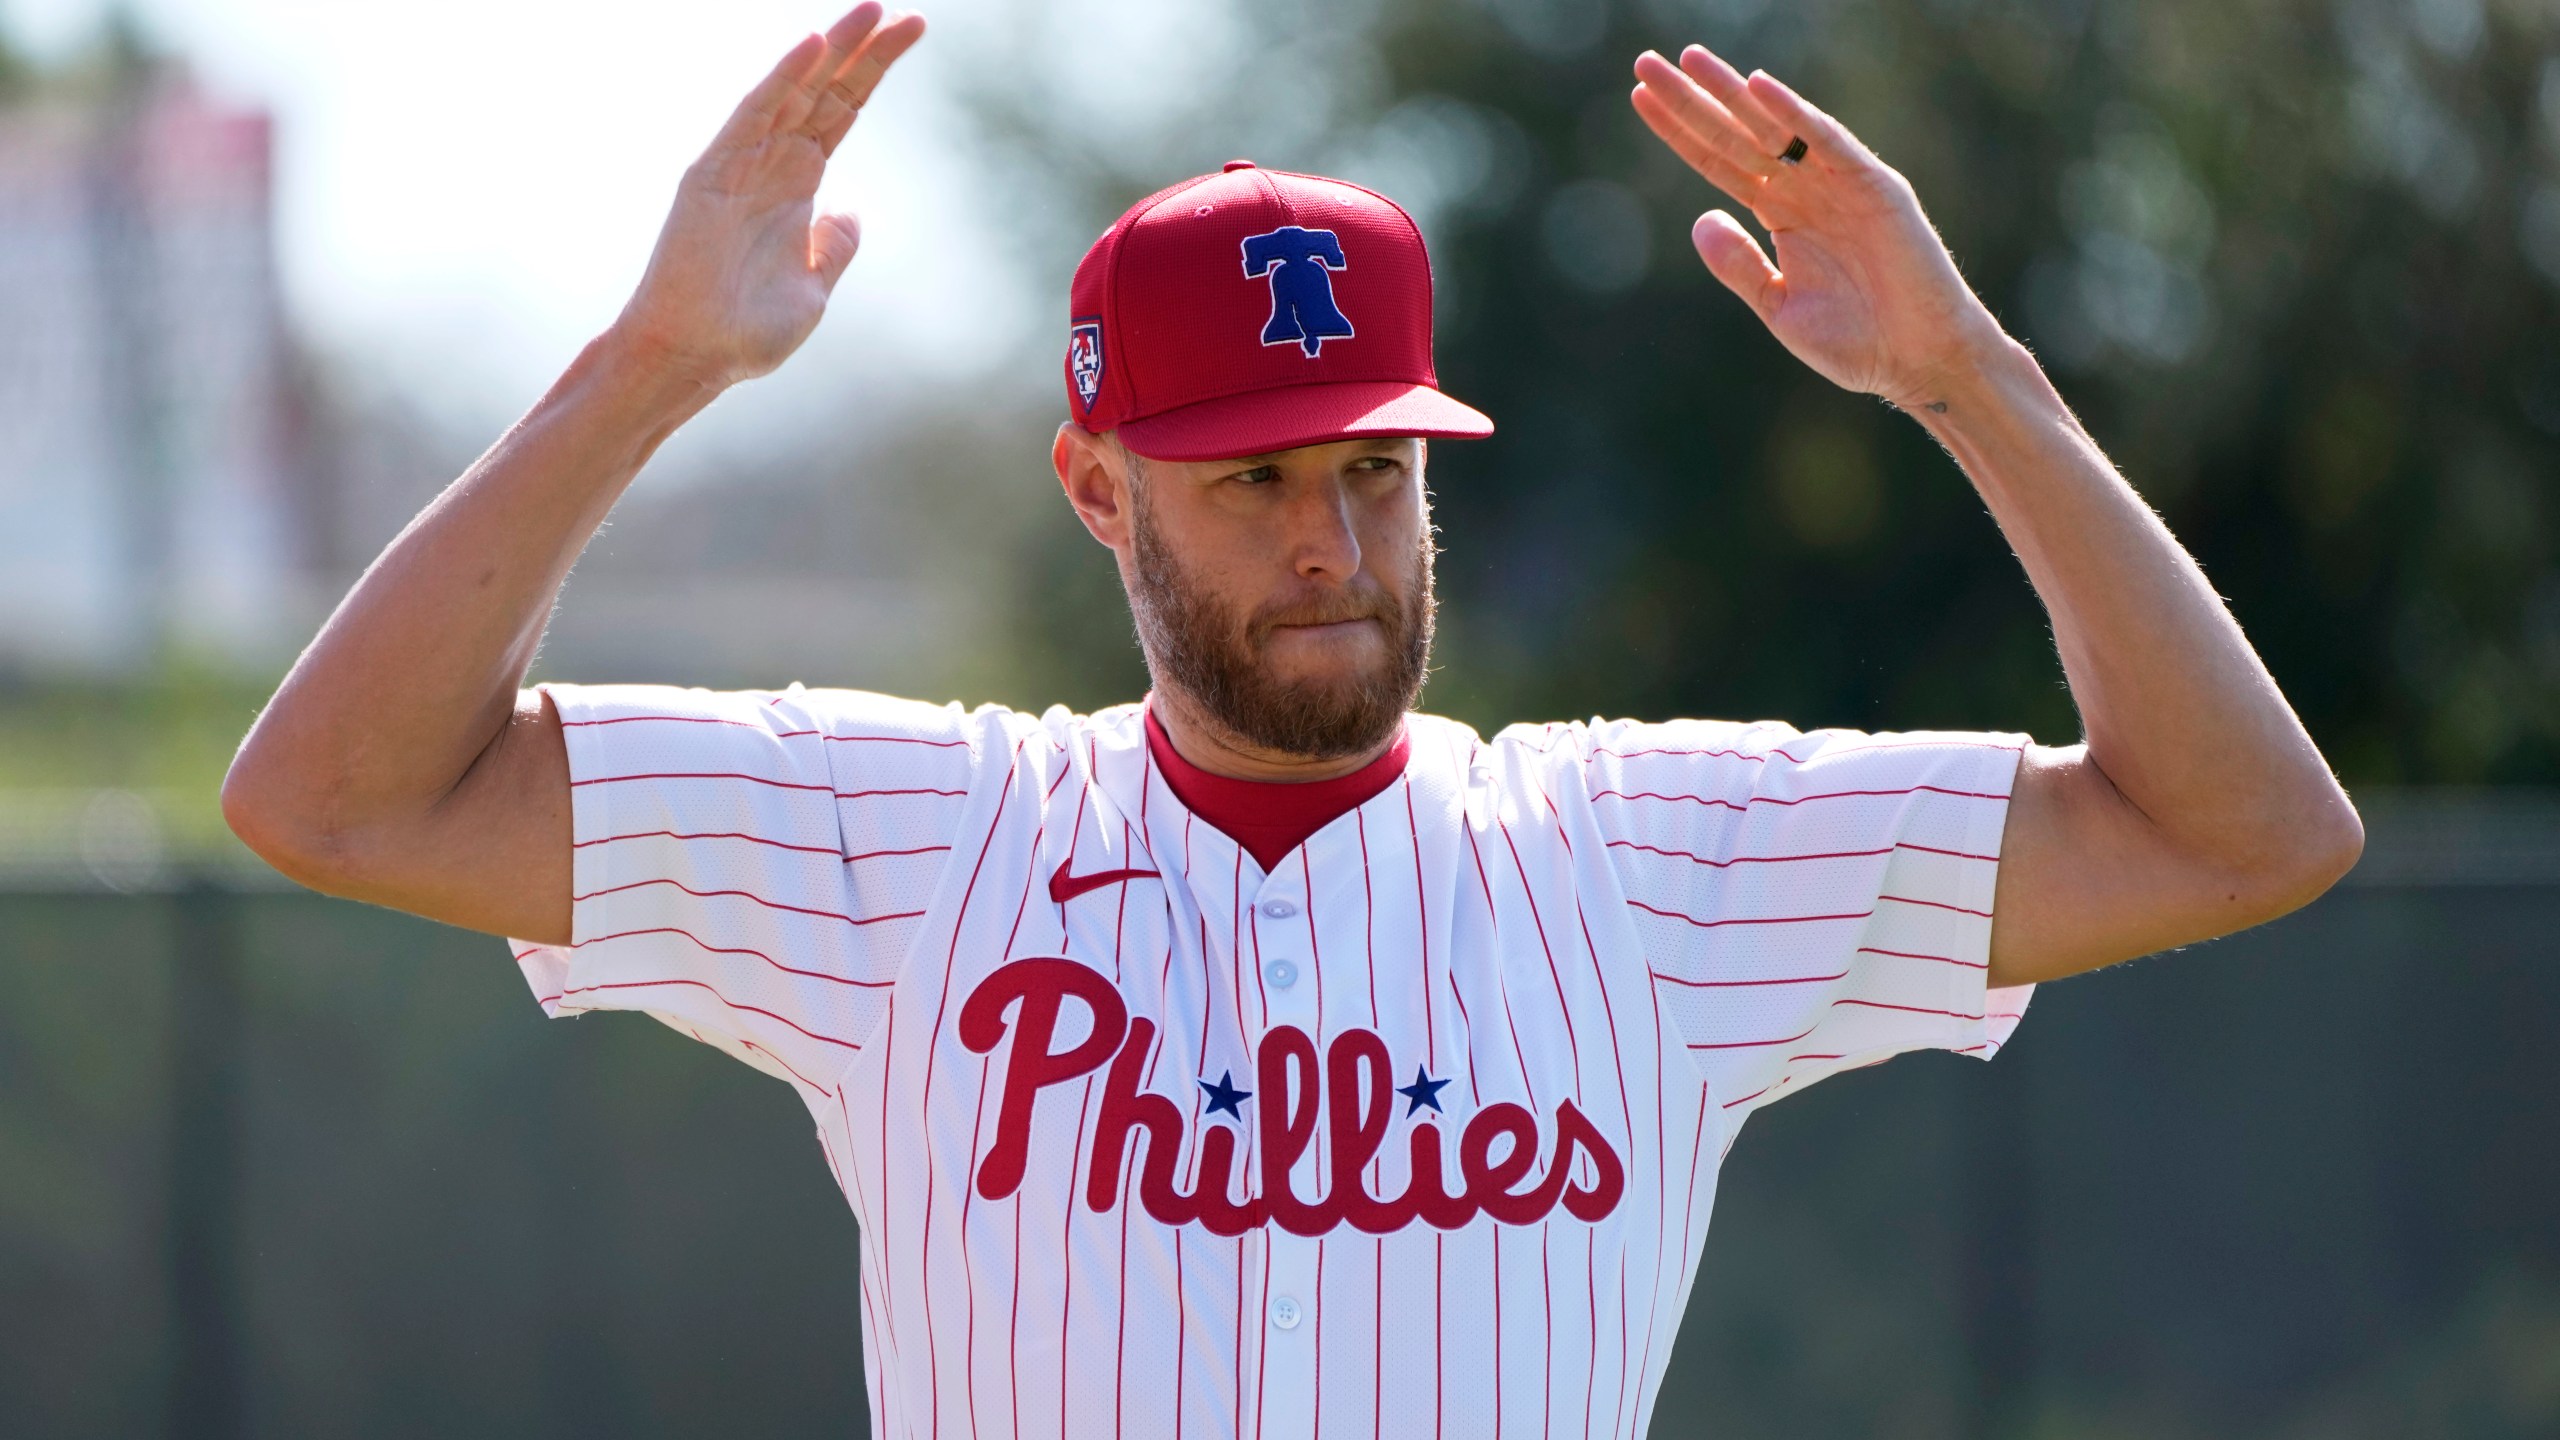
{"left": 511, "top": 683, "right": 2033, "bottom": 1438}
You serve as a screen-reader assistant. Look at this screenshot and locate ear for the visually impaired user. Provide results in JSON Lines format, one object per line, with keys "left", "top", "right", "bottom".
{"left": 1054, "top": 423, "right": 1134, "bottom": 551}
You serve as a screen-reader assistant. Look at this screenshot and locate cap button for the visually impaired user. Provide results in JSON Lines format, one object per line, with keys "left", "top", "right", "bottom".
{"left": 1222, "top": 158, "right": 1256, "bottom": 172}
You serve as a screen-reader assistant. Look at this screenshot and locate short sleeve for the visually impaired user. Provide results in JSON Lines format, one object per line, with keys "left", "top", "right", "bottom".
{"left": 506, "top": 682, "right": 981, "bottom": 1097}
{"left": 1575, "top": 717, "right": 2034, "bottom": 1120}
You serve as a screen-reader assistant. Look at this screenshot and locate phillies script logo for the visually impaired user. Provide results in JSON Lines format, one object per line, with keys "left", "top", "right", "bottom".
{"left": 960, "top": 958, "right": 1626, "bottom": 1235}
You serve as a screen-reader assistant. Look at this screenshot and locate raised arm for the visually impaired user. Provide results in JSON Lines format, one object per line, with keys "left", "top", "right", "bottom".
{"left": 1630, "top": 45, "right": 2363, "bottom": 987}
{"left": 222, "top": 6, "right": 925, "bottom": 944}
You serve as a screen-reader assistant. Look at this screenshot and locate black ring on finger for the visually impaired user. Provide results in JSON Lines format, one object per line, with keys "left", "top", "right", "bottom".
{"left": 1780, "top": 134, "right": 1808, "bottom": 165}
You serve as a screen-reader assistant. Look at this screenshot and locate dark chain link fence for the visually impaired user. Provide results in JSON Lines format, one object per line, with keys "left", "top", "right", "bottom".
{"left": 2, "top": 791, "right": 2554, "bottom": 1438}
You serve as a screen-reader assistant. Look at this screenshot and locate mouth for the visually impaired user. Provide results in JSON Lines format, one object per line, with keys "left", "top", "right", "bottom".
{"left": 1267, "top": 617, "right": 1383, "bottom": 643}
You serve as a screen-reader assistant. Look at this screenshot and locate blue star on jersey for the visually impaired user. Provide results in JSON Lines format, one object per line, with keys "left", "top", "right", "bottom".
{"left": 1240, "top": 225, "right": 1354, "bottom": 356}
{"left": 1396, "top": 1064, "right": 1450, "bottom": 1116}
{"left": 1199, "top": 1069, "right": 1253, "bottom": 1120}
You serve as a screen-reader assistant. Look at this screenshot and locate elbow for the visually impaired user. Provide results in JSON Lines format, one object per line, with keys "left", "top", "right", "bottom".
{"left": 2230, "top": 785, "right": 2365, "bottom": 923}
{"left": 221, "top": 746, "right": 360, "bottom": 895}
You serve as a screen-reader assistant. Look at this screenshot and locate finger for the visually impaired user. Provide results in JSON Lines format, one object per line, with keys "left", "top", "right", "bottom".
{"left": 1743, "top": 68, "right": 1874, "bottom": 171}
{"left": 793, "top": 3, "right": 889, "bottom": 139}
{"left": 1676, "top": 44, "right": 1793, "bottom": 157}
{"left": 772, "top": 4, "right": 892, "bottom": 136}
{"left": 712, "top": 31, "right": 830, "bottom": 148}
{"left": 810, "top": 211, "right": 863, "bottom": 293}
{"left": 811, "top": 10, "right": 927, "bottom": 154}
{"left": 1633, "top": 50, "right": 1777, "bottom": 184}
{"left": 1691, "top": 209, "right": 1784, "bottom": 321}
{"left": 1630, "top": 84, "right": 1766, "bottom": 205}
{"left": 823, "top": 0, "right": 887, "bottom": 54}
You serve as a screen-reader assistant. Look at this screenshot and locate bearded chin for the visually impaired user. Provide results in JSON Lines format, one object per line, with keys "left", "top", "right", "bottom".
{"left": 1127, "top": 499, "right": 1434, "bottom": 762}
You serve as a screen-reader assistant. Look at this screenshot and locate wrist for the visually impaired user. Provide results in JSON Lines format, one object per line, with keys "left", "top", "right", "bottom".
{"left": 580, "top": 323, "right": 731, "bottom": 437}
{"left": 1888, "top": 323, "right": 2051, "bottom": 429}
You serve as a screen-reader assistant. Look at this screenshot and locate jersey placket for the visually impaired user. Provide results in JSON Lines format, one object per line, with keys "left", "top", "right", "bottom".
{"left": 1249, "top": 848, "right": 1319, "bottom": 1440}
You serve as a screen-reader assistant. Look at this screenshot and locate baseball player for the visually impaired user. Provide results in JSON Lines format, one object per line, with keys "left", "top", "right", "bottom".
{"left": 222, "top": 6, "right": 2364, "bottom": 1436}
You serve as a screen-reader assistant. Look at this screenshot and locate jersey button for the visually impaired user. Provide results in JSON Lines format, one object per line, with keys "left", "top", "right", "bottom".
{"left": 1269, "top": 1295, "right": 1302, "bottom": 1330}
{"left": 1265, "top": 959, "right": 1298, "bottom": 990}
{"left": 1259, "top": 898, "right": 1298, "bottom": 919}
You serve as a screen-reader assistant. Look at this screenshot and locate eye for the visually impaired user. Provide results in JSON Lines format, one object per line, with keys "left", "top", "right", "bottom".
{"left": 1228, "top": 464, "right": 1282, "bottom": 486}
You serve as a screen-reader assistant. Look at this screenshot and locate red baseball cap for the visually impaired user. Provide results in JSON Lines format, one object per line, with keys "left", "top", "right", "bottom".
{"left": 1062, "top": 161, "right": 1493, "bottom": 462}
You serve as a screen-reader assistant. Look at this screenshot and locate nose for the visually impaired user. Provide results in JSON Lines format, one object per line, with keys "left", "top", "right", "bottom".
{"left": 1283, "top": 471, "right": 1363, "bottom": 583}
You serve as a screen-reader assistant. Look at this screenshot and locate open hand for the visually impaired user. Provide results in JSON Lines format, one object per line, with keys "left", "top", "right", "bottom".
{"left": 1631, "top": 46, "right": 2004, "bottom": 408}
{"left": 615, "top": 4, "right": 926, "bottom": 388}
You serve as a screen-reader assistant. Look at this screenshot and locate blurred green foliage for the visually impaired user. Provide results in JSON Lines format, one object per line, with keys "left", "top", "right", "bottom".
{"left": 974, "top": 0, "right": 2560, "bottom": 782}
{"left": 0, "top": 670, "right": 265, "bottom": 821}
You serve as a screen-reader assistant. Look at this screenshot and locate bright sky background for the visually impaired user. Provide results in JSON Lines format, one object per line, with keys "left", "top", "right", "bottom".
{"left": 8, "top": 0, "right": 1051, "bottom": 450}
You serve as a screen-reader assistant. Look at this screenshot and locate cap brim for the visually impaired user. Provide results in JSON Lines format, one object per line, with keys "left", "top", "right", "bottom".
{"left": 1112, "top": 380, "right": 1494, "bottom": 463}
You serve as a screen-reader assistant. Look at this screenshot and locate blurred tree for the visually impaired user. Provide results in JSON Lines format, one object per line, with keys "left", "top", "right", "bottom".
{"left": 964, "top": 0, "right": 2560, "bottom": 785}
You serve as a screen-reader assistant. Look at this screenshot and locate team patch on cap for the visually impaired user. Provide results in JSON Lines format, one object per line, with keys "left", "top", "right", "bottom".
{"left": 1067, "top": 318, "right": 1105, "bottom": 410}
{"left": 1241, "top": 225, "right": 1354, "bottom": 357}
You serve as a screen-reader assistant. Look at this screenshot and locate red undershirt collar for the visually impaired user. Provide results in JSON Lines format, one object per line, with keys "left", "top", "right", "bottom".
{"left": 1143, "top": 701, "right": 1412, "bottom": 874}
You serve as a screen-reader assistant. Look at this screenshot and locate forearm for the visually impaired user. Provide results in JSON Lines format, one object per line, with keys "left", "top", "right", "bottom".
{"left": 1907, "top": 337, "right": 2358, "bottom": 872}
{"left": 227, "top": 329, "right": 720, "bottom": 856}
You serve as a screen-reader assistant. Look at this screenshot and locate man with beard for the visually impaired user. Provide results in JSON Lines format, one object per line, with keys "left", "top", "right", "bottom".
{"left": 223, "top": 6, "right": 2364, "bottom": 1435}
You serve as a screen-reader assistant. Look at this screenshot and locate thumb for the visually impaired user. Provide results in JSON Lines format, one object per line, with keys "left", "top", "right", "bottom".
{"left": 1691, "top": 210, "right": 1782, "bottom": 322}
{"left": 809, "top": 211, "right": 863, "bottom": 293}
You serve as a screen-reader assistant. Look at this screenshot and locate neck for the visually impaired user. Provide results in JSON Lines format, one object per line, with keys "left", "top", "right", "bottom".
{"left": 1146, "top": 686, "right": 1400, "bottom": 784}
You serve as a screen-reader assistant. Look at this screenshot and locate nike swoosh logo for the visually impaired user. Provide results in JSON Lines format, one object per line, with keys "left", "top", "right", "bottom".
{"left": 1049, "top": 856, "right": 1162, "bottom": 906}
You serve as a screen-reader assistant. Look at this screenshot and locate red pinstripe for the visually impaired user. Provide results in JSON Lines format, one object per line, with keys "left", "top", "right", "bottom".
{"left": 1624, "top": 938, "right": 1674, "bottom": 1439}
{"left": 848, "top": 844, "right": 958, "bottom": 864}
{"left": 1234, "top": 1234, "right": 1247, "bottom": 1440}
{"left": 1686, "top": 1024, "right": 1820, "bottom": 1051}
{"left": 573, "top": 769, "right": 834, "bottom": 792}
{"left": 1403, "top": 776, "right": 1434, "bottom": 1071}
{"left": 555, "top": 977, "right": 859, "bottom": 1049}
{"left": 1462, "top": 824, "right": 1538, "bottom": 1101}
{"left": 1494, "top": 816, "right": 1586, "bottom": 1103}
{"left": 916, "top": 736, "right": 1035, "bottom": 1440}
{"left": 562, "top": 713, "right": 816, "bottom": 734}
{"left": 1253, "top": 1207, "right": 1270, "bottom": 1437}
{"left": 967, "top": 761, "right": 1071, "bottom": 1440}
{"left": 562, "top": 712, "right": 974, "bottom": 750}
{"left": 1539, "top": 1228, "right": 1553, "bottom": 1440}
{"left": 575, "top": 924, "right": 900, "bottom": 987}
{"left": 1859, "top": 946, "right": 1987, "bottom": 969}
{"left": 1604, "top": 838, "right": 1998, "bottom": 867}
{"left": 1626, "top": 898, "right": 1872, "bottom": 929}
{"left": 1058, "top": 1074, "right": 1091, "bottom": 1440}
{"left": 576, "top": 827, "right": 840, "bottom": 855}
{"left": 1881, "top": 892, "right": 1995, "bottom": 918}
{"left": 1434, "top": 1235, "right": 1446, "bottom": 1440}
{"left": 871, "top": 1002, "right": 903, "bottom": 1368}
{"left": 1492, "top": 1225, "right": 1506, "bottom": 1440}
{"left": 1314, "top": 1235, "right": 1328, "bottom": 1429}
{"left": 1514, "top": 722, "right": 2018, "bottom": 760}
{"left": 961, "top": 1050, "right": 994, "bottom": 1440}
{"left": 1519, "top": 775, "right": 1636, "bottom": 1439}
{"left": 1404, "top": 776, "right": 1443, "bottom": 1438}
{"left": 573, "top": 877, "right": 922, "bottom": 930}
{"left": 736, "top": 1035, "right": 835, "bottom": 1092}
{"left": 1649, "top": 968, "right": 1850, "bottom": 988}
{"left": 1591, "top": 782, "right": 2007, "bottom": 809}
{"left": 1832, "top": 998, "right": 1988, "bottom": 1021}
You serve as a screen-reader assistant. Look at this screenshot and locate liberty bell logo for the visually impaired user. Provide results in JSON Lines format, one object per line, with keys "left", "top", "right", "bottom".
{"left": 1241, "top": 226, "right": 1354, "bottom": 357}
